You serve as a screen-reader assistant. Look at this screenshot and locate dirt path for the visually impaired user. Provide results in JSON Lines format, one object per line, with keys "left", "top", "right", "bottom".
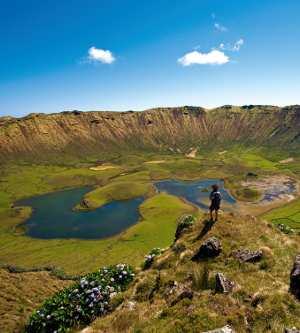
{"left": 279, "top": 157, "right": 294, "bottom": 164}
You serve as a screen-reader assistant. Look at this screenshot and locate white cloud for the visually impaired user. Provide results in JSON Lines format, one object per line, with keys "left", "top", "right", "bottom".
{"left": 219, "top": 39, "right": 244, "bottom": 51}
{"left": 178, "top": 50, "right": 229, "bottom": 66}
{"left": 215, "top": 23, "right": 227, "bottom": 31}
{"left": 231, "top": 39, "right": 244, "bottom": 51}
{"left": 87, "top": 47, "right": 116, "bottom": 64}
{"left": 212, "top": 13, "right": 215, "bottom": 18}
{"left": 193, "top": 45, "right": 200, "bottom": 50}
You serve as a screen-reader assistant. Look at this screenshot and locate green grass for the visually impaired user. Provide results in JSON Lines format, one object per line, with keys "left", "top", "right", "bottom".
{"left": 0, "top": 269, "right": 71, "bottom": 333}
{"left": 74, "top": 181, "right": 155, "bottom": 211}
{"left": 0, "top": 195, "right": 195, "bottom": 276}
{"left": 0, "top": 150, "right": 299, "bottom": 278}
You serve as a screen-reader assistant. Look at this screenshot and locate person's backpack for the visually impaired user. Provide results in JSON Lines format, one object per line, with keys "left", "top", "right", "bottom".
{"left": 212, "top": 192, "right": 221, "bottom": 205}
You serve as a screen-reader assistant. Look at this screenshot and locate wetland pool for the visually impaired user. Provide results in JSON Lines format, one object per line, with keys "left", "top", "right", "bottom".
{"left": 154, "top": 180, "right": 239, "bottom": 214}
{"left": 153, "top": 178, "right": 297, "bottom": 216}
{"left": 15, "top": 187, "right": 146, "bottom": 240}
{"left": 15, "top": 177, "right": 297, "bottom": 240}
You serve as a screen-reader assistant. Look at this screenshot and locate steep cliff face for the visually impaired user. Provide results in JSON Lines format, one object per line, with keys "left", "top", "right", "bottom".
{"left": 1, "top": 105, "right": 300, "bottom": 164}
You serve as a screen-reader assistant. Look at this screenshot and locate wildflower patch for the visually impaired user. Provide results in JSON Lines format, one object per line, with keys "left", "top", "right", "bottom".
{"left": 276, "top": 222, "right": 298, "bottom": 235}
{"left": 181, "top": 215, "right": 195, "bottom": 228}
{"left": 25, "top": 264, "right": 135, "bottom": 333}
{"left": 144, "top": 248, "right": 165, "bottom": 268}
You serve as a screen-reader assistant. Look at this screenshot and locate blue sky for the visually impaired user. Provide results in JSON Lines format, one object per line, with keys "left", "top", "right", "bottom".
{"left": 1, "top": 0, "right": 299, "bottom": 117}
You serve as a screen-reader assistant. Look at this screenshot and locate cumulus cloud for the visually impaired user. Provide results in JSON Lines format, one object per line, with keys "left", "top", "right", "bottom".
{"left": 87, "top": 47, "right": 116, "bottom": 64}
{"left": 211, "top": 13, "right": 215, "bottom": 18}
{"left": 215, "top": 23, "right": 227, "bottom": 31}
{"left": 178, "top": 50, "right": 229, "bottom": 66}
{"left": 219, "top": 39, "right": 244, "bottom": 51}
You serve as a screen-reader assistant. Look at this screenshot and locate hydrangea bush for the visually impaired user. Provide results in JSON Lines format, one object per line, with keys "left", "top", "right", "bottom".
{"left": 181, "top": 215, "right": 195, "bottom": 228}
{"left": 275, "top": 222, "right": 297, "bottom": 235}
{"left": 25, "top": 264, "right": 135, "bottom": 333}
{"left": 144, "top": 248, "right": 165, "bottom": 268}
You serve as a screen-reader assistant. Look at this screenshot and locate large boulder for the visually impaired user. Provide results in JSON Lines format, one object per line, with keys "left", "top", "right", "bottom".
{"left": 203, "top": 326, "right": 235, "bottom": 333}
{"left": 191, "top": 237, "right": 222, "bottom": 261}
{"left": 290, "top": 255, "right": 300, "bottom": 298}
{"left": 215, "top": 273, "right": 235, "bottom": 294}
{"left": 233, "top": 248, "right": 263, "bottom": 264}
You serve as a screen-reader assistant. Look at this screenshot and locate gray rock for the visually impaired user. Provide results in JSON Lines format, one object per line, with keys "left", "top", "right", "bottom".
{"left": 191, "top": 237, "right": 222, "bottom": 260}
{"left": 124, "top": 302, "right": 137, "bottom": 311}
{"left": 233, "top": 247, "right": 263, "bottom": 264}
{"left": 174, "top": 215, "right": 188, "bottom": 242}
{"left": 170, "top": 281, "right": 181, "bottom": 295}
{"left": 191, "top": 237, "right": 222, "bottom": 261}
{"left": 181, "top": 285, "right": 201, "bottom": 298}
{"left": 285, "top": 328, "right": 300, "bottom": 333}
{"left": 215, "top": 273, "right": 235, "bottom": 294}
{"left": 203, "top": 325, "right": 235, "bottom": 333}
{"left": 290, "top": 255, "right": 300, "bottom": 298}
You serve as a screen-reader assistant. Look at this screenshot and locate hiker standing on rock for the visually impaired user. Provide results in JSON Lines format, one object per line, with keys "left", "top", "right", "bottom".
{"left": 210, "top": 183, "right": 222, "bottom": 222}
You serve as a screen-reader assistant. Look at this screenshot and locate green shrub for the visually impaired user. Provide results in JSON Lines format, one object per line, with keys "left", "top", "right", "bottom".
{"left": 192, "top": 264, "right": 215, "bottom": 291}
{"left": 25, "top": 264, "right": 135, "bottom": 333}
{"left": 144, "top": 248, "right": 165, "bottom": 269}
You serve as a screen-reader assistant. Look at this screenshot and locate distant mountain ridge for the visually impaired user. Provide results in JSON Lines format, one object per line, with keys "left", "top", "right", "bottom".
{"left": 1, "top": 105, "right": 300, "bottom": 164}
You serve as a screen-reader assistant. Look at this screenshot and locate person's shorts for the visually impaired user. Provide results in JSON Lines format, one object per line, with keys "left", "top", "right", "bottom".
{"left": 210, "top": 204, "right": 220, "bottom": 211}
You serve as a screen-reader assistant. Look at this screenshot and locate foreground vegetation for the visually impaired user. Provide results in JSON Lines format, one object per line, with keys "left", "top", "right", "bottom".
{"left": 78, "top": 211, "right": 300, "bottom": 332}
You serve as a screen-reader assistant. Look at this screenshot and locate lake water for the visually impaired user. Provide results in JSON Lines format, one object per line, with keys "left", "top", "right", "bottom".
{"left": 153, "top": 178, "right": 297, "bottom": 216}
{"left": 153, "top": 179, "right": 239, "bottom": 213}
{"left": 15, "top": 187, "right": 146, "bottom": 240}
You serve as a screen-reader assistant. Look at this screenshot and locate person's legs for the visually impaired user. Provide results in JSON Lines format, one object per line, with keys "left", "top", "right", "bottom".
{"left": 215, "top": 209, "right": 218, "bottom": 221}
{"left": 210, "top": 209, "right": 213, "bottom": 220}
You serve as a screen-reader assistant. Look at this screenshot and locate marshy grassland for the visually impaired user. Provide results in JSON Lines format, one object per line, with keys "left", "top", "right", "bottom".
{"left": 0, "top": 147, "right": 300, "bottom": 275}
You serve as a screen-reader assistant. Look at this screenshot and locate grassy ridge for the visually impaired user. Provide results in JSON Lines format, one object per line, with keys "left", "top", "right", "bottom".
{"left": 81, "top": 211, "right": 300, "bottom": 333}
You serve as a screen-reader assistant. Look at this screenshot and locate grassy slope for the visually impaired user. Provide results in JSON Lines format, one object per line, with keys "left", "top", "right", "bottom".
{"left": 0, "top": 269, "right": 71, "bottom": 333}
{"left": 1, "top": 105, "right": 300, "bottom": 165}
{"left": 82, "top": 211, "right": 300, "bottom": 333}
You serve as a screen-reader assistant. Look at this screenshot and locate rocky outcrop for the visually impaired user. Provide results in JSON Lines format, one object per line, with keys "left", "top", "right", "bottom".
{"left": 215, "top": 273, "right": 235, "bottom": 294}
{"left": 203, "top": 326, "right": 235, "bottom": 333}
{"left": 233, "top": 248, "right": 263, "bottom": 264}
{"left": 290, "top": 255, "right": 300, "bottom": 298}
{"left": 174, "top": 215, "right": 188, "bottom": 242}
{"left": 191, "top": 237, "right": 222, "bottom": 260}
